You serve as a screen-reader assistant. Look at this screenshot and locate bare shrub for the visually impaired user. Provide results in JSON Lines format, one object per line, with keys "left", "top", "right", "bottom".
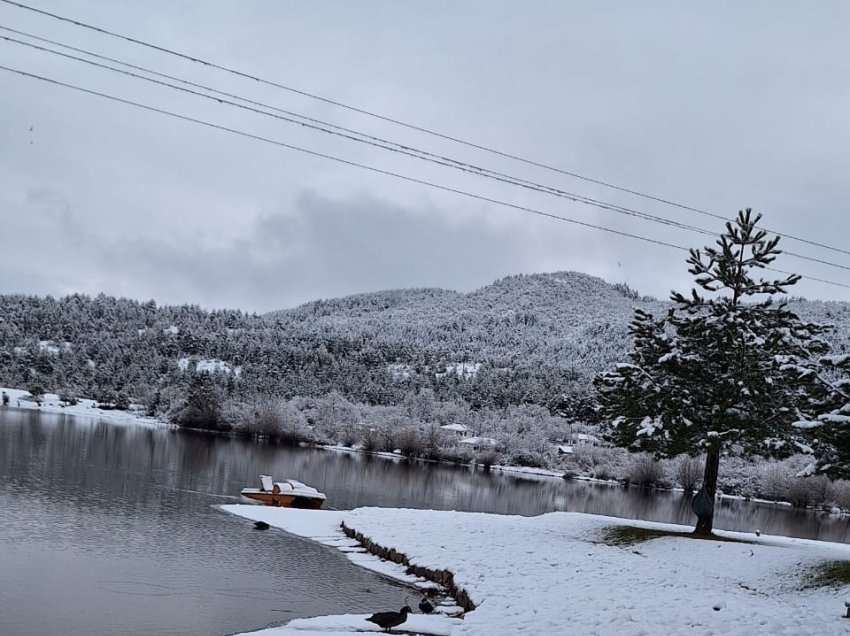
{"left": 250, "top": 404, "right": 283, "bottom": 437}
{"left": 592, "top": 461, "right": 617, "bottom": 481}
{"left": 236, "top": 400, "right": 312, "bottom": 445}
{"left": 787, "top": 476, "right": 832, "bottom": 508}
{"left": 476, "top": 449, "right": 500, "bottom": 470}
{"left": 423, "top": 424, "right": 446, "bottom": 461}
{"left": 786, "top": 479, "right": 809, "bottom": 507}
{"left": 572, "top": 445, "right": 601, "bottom": 472}
{"left": 398, "top": 429, "right": 425, "bottom": 458}
{"left": 808, "top": 475, "right": 833, "bottom": 507}
{"left": 362, "top": 429, "right": 379, "bottom": 453}
{"left": 506, "top": 449, "right": 548, "bottom": 469}
{"left": 442, "top": 446, "right": 474, "bottom": 465}
{"left": 628, "top": 454, "right": 666, "bottom": 488}
{"left": 759, "top": 463, "right": 790, "bottom": 501}
{"left": 675, "top": 456, "right": 703, "bottom": 492}
{"left": 831, "top": 480, "right": 850, "bottom": 510}
{"left": 340, "top": 429, "right": 358, "bottom": 447}
{"left": 379, "top": 425, "right": 397, "bottom": 453}
{"left": 277, "top": 424, "right": 312, "bottom": 446}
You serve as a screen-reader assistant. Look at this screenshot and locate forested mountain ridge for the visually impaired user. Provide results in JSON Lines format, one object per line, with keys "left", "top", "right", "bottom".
{"left": 1, "top": 271, "right": 848, "bottom": 416}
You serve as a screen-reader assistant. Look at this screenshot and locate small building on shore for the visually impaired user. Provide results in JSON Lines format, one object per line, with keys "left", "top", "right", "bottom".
{"left": 562, "top": 432, "right": 601, "bottom": 447}
{"left": 459, "top": 436, "right": 499, "bottom": 452}
{"left": 440, "top": 423, "right": 470, "bottom": 438}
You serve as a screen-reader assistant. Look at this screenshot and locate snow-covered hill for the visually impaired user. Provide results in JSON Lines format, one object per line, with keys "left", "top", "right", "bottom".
{"left": 0, "top": 272, "right": 847, "bottom": 414}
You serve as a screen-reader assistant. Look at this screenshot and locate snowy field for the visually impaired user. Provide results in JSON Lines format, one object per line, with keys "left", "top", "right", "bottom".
{"left": 0, "top": 387, "right": 163, "bottom": 427}
{"left": 222, "top": 505, "right": 850, "bottom": 635}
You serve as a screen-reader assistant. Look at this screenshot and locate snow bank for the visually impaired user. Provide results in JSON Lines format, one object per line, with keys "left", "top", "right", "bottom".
{"left": 219, "top": 506, "right": 432, "bottom": 589}
{"left": 242, "top": 613, "right": 462, "bottom": 635}
{"left": 223, "top": 505, "right": 850, "bottom": 635}
{"left": 0, "top": 387, "right": 164, "bottom": 428}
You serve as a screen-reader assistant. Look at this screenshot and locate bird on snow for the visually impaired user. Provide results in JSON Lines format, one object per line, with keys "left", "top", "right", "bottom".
{"left": 254, "top": 520, "right": 270, "bottom": 530}
{"left": 418, "top": 595, "right": 434, "bottom": 614}
{"left": 366, "top": 606, "right": 412, "bottom": 632}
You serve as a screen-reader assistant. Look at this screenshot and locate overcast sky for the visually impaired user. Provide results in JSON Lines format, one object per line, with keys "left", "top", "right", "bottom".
{"left": 2, "top": 1, "right": 849, "bottom": 312}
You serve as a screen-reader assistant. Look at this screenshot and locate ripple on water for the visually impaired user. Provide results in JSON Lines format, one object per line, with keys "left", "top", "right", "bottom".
{"left": 0, "top": 410, "right": 413, "bottom": 636}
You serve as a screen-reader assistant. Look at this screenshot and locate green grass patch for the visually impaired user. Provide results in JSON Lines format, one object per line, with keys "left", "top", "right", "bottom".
{"left": 598, "top": 525, "right": 749, "bottom": 547}
{"left": 801, "top": 561, "right": 850, "bottom": 589}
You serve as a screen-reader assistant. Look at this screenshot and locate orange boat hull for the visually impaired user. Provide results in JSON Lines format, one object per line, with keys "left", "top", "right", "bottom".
{"left": 240, "top": 489, "right": 325, "bottom": 509}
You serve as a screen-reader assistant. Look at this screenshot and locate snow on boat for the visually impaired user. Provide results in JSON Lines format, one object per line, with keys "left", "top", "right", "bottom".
{"left": 240, "top": 475, "right": 327, "bottom": 509}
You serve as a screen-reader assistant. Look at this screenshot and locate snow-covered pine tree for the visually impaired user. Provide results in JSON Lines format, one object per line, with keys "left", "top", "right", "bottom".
{"left": 594, "top": 209, "right": 829, "bottom": 534}
{"left": 794, "top": 354, "right": 850, "bottom": 477}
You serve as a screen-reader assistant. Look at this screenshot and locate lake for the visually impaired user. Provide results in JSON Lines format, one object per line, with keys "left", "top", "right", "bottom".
{"left": 1, "top": 408, "right": 848, "bottom": 635}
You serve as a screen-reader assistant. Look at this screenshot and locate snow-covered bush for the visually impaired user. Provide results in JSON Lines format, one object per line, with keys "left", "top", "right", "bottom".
{"left": 238, "top": 401, "right": 284, "bottom": 437}
{"left": 758, "top": 463, "right": 790, "bottom": 501}
{"left": 59, "top": 389, "right": 79, "bottom": 406}
{"left": 236, "top": 400, "right": 313, "bottom": 444}
{"left": 718, "top": 455, "right": 764, "bottom": 496}
{"left": 311, "top": 391, "right": 359, "bottom": 434}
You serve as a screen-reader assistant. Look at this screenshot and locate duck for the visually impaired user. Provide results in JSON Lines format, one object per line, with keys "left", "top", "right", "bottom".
{"left": 366, "top": 605, "right": 412, "bottom": 632}
{"left": 254, "top": 521, "right": 270, "bottom": 530}
{"left": 418, "top": 595, "right": 434, "bottom": 614}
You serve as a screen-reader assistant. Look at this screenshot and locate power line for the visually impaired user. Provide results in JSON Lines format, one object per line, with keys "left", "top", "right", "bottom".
{"left": 0, "top": 28, "right": 720, "bottom": 240}
{"left": 3, "top": 29, "right": 850, "bottom": 277}
{"left": 4, "top": 29, "right": 850, "bottom": 277}
{"left": 1, "top": 62, "right": 848, "bottom": 292}
{"left": 2, "top": 0, "right": 848, "bottom": 261}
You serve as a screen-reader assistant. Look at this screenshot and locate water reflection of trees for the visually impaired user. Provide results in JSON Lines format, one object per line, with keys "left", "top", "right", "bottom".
{"left": 2, "top": 409, "right": 849, "bottom": 542}
{"left": 0, "top": 410, "right": 414, "bottom": 636}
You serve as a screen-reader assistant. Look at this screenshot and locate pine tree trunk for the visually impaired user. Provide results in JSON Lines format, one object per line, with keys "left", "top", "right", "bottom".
{"left": 694, "top": 449, "right": 720, "bottom": 534}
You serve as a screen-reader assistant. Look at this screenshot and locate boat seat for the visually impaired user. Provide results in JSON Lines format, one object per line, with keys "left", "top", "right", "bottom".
{"left": 273, "top": 482, "right": 295, "bottom": 493}
{"left": 259, "top": 475, "right": 274, "bottom": 492}
{"left": 286, "top": 479, "right": 318, "bottom": 493}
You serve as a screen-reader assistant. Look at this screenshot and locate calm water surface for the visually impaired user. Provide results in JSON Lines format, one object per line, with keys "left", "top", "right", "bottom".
{"left": 0, "top": 410, "right": 410, "bottom": 636}
{"left": 2, "top": 408, "right": 849, "bottom": 635}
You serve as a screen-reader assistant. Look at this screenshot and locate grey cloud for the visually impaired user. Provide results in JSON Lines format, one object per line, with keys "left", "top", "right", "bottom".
{"left": 1, "top": 1, "right": 849, "bottom": 308}
{"left": 88, "top": 192, "right": 562, "bottom": 311}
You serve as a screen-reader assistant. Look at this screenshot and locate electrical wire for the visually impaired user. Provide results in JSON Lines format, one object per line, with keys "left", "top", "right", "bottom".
{"left": 2, "top": 0, "right": 848, "bottom": 260}
{"left": 1, "top": 62, "right": 848, "bottom": 291}
{"left": 0, "top": 27, "right": 718, "bottom": 239}
{"left": 2, "top": 28, "right": 850, "bottom": 275}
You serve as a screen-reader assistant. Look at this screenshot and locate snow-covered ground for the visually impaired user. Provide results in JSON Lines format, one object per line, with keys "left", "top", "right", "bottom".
{"left": 0, "top": 387, "right": 164, "bottom": 427}
{"left": 222, "top": 505, "right": 850, "bottom": 635}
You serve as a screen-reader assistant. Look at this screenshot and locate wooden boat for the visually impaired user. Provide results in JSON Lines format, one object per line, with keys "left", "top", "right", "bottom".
{"left": 240, "top": 475, "right": 326, "bottom": 509}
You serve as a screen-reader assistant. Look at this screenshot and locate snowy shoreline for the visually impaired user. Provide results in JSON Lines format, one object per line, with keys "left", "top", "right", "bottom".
{"left": 0, "top": 387, "right": 167, "bottom": 428}
{"left": 320, "top": 443, "right": 839, "bottom": 516}
{"left": 0, "top": 391, "right": 833, "bottom": 516}
{"left": 221, "top": 504, "right": 850, "bottom": 635}
{"left": 2, "top": 386, "right": 839, "bottom": 517}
